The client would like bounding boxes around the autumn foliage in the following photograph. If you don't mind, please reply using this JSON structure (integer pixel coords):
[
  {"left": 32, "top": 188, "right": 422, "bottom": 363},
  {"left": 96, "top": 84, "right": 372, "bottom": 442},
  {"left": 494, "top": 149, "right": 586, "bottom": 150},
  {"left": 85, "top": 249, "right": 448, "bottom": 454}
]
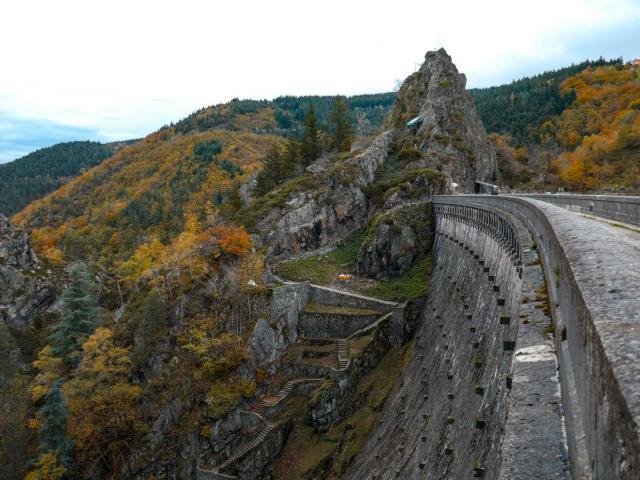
[
  {"left": 13, "top": 127, "right": 277, "bottom": 273},
  {"left": 550, "top": 64, "right": 640, "bottom": 191},
  {"left": 208, "top": 225, "right": 251, "bottom": 256},
  {"left": 64, "top": 328, "right": 144, "bottom": 477}
]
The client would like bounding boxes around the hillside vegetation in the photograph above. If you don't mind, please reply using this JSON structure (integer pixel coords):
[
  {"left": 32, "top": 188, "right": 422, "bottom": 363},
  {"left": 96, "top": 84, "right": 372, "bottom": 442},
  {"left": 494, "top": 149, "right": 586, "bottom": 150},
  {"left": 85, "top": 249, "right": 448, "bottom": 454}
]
[
  {"left": 15, "top": 128, "right": 281, "bottom": 269},
  {"left": 0, "top": 141, "right": 125, "bottom": 216},
  {"left": 468, "top": 59, "right": 640, "bottom": 192},
  {"left": 468, "top": 58, "right": 620, "bottom": 146},
  {"left": 549, "top": 64, "right": 640, "bottom": 191},
  {"left": 173, "top": 93, "right": 395, "bottom": 137}
]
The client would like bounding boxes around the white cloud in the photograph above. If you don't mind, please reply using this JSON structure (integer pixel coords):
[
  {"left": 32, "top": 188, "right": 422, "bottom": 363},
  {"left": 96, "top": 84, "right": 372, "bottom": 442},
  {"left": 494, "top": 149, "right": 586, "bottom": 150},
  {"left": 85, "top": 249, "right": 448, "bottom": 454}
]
[{"left": 1, "top": 0, "right": 639, "bottom": 160}]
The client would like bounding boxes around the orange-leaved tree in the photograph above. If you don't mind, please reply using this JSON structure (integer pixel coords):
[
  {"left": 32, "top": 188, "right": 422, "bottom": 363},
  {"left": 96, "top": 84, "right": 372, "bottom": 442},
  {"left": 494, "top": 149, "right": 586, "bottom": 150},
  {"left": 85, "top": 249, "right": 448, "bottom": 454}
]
[{"left": 208, "top": 225, "right": 252, "bottom": 257}]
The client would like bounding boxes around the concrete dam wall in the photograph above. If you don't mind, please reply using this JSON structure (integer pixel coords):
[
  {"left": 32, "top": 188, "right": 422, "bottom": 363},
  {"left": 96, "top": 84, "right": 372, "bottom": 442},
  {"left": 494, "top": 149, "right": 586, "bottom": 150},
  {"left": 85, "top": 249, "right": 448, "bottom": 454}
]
[
  {"left": 459, "top": 195, "right": 640, "bottom": 479},
  {"left": 348, "top": 201, "right": 537, "bottom": 479}
]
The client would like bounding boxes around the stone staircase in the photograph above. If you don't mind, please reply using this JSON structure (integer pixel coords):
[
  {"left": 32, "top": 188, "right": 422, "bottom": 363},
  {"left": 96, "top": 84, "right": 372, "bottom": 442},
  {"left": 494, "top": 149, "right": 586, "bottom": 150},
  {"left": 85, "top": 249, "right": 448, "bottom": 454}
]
[
  {"left": 197, "top": 416, "right": 276, "bottom": 479},
  {"left": 336, "top": 339, "right": 351, "bottom": 369},
  {"left": 201, "top": 377, "right": 325, "bottom": 476},
  {"left": 252, "top": 377, "right": 324, "bottom": 414},
  {"left": 347, "top": 311, "right": 393, "bottom": 340},
  {"left": 217, "top": 420, "right": 277, "bottom": 471},
  {"left": 334, "top": 311, "right": 393, "bottom": 371}
]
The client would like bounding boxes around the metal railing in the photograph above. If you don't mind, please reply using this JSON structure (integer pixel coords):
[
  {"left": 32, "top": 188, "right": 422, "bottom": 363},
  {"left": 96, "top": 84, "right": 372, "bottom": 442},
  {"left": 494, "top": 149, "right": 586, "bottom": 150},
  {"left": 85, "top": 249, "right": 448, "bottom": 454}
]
[{"left": 433, "top": 202, "right": 522, "bottom": 267}]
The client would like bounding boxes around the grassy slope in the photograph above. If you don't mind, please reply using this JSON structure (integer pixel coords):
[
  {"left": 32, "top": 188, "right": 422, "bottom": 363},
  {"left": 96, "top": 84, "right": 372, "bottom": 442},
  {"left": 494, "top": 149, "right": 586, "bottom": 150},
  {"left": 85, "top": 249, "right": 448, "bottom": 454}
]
[
  {"left": 274, "top": 228, "right": 432, "bottom": 301},
  {"left": 301, "top": 301, "right": 381, "bottom": 316}
]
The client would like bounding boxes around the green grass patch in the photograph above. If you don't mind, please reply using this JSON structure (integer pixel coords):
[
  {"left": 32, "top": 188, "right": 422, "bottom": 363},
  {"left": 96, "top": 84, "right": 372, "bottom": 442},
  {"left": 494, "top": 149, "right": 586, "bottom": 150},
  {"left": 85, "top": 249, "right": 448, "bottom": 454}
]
[
  {"left": 302, "top": 301, "right": 381, "bottom": 316},
  {"left": 359, "top": 255, "right": 432, "bottom": 301},
  {"left": 274, "top": 229, "right": 365, "bottom": 284}
]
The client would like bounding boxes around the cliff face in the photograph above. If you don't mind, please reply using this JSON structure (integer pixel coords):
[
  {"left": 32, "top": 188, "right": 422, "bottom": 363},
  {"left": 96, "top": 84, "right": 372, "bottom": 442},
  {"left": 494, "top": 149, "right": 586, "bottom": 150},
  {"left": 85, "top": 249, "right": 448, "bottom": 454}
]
[
  {"left": 357, "top": 203, "right": 434, "bottom": 280},
  {"left": 259, "top": 131, "right": 394, "bottom": 258},
  {"left": 390, "top": 48, "right": 497, "bottom": 192},
  {"left": 0, "top": 216, "right": 57, "bottom": 479},
  {"left": 0, "top": 215, "right": 56, "bottom": 333}
]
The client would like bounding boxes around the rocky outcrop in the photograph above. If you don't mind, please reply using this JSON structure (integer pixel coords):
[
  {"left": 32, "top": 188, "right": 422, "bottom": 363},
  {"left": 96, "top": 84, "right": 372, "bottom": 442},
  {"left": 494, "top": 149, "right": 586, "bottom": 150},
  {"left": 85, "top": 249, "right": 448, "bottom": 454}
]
[
  {"left": 389, "top": 48, "right": 496, "bottom": 192},
  {"left": 380, "top": 169, "right": 447, "bottom": 210},
  {"left": 259, "top": 131, "right": 393, "bottom": 258},
  {"left": 0, "top": 215, "right": 56, "bottom": 332},
  {"left": 357, "top": 203, "right": 434, "bottom": 280}
]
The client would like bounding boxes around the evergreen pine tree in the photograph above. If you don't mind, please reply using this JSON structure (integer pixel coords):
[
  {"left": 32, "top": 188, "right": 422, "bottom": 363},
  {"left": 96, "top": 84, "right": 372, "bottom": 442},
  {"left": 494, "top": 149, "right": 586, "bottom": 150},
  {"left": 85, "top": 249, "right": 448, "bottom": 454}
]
[
  {"left": 50, "top": 261, "right": 99, "bottom": 366},
  {"left": 39, "top": 380, "right": 73, "bottom": 468},
  {"left": 226, "top": 183, "right": 244, "bottom": 212},
  {"left": 300, "top": 106, "right": 321, "bottom": 165},
  {"left": 131, "top": 292, "right": 168, "bottom": 368},
  {"left": 329, "top": 97, "right": 354, "bottom": 152},
  {"left": 255, "top": 145, "right": 285, "bottom": 195},
  {"left": 283, "top": 135, "right": 301, "bottom": 175}
]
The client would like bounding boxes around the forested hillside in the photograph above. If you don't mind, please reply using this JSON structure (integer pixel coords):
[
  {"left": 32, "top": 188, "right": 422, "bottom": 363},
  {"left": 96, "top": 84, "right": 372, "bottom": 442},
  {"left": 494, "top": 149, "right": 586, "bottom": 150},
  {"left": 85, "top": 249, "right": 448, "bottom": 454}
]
[
  {"left": 468, "top": 58, "right": 620, "bottom": 145},
  {"left": 0, "top": 141, "right": 132, "bottom": 216},
  {"left": 468, "top": 58, "right": 640, "bottom": 192},
  {"left": 2, "top": 93, "right": 393, "bottom": 220},
  {"left": 5, "top": 91, "right": 401, "bottom": 479},
  {"left": 13, "top": 93, "right": 394, "bottom": 271},
  {"left": 550, "top": 63, "right": 640, "bottom": 191},
  {"left": 173, "top": 92, "right": 395, "bottom": 137}
]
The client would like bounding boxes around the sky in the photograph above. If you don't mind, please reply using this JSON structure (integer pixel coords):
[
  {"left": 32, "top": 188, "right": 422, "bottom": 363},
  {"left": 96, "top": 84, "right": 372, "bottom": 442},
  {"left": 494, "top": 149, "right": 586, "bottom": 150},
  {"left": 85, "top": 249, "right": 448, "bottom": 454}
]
[{"left": 1, "top": 0, "right": 639, "bottom": 163}]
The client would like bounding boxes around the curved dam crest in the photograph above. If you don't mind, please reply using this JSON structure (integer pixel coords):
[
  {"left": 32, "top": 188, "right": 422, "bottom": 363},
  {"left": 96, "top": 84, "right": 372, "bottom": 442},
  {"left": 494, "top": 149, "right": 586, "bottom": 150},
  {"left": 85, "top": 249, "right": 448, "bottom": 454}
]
[{"left": 348, "top": 194, "right": 640, "bottom": 480}]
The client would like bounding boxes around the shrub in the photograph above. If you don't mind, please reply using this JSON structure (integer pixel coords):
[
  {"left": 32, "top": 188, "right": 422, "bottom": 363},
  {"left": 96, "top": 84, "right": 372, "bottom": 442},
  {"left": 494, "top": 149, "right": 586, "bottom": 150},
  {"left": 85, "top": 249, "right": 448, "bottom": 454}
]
[{"left": 397, "top": 147, "right": 423, "bottom": 162}]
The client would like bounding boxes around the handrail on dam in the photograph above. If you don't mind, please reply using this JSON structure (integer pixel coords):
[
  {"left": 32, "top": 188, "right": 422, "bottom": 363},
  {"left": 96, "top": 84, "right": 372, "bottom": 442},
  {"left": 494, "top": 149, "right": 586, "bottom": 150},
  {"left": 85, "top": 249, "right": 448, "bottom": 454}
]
[{"left": 434, "top": 202, "right": 522, "bottom": 269}]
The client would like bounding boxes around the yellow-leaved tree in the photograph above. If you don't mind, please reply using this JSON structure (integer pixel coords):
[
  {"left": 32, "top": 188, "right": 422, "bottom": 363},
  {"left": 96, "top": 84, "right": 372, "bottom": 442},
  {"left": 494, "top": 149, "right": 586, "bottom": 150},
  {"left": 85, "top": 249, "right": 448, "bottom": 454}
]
[
  {"left": 25, "top": 452, "right": 65, "bottom": 480},
  {"left": 64, "top": 328, "right": 144, "bottom": 477}
]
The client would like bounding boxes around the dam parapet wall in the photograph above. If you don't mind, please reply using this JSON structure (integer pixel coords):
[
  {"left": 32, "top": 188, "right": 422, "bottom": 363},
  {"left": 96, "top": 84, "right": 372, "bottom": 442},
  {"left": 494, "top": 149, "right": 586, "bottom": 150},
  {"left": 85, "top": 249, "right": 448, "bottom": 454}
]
[{"left": 516, "top": 193, "right": 640, "bottom": 226}]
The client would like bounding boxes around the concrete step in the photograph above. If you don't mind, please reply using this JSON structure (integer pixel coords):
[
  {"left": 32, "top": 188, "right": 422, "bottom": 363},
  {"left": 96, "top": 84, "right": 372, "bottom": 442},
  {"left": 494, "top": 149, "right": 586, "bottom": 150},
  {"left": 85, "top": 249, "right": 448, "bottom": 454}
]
[{"left": 215, "top": 421, "right": 279, "bottom": 471}]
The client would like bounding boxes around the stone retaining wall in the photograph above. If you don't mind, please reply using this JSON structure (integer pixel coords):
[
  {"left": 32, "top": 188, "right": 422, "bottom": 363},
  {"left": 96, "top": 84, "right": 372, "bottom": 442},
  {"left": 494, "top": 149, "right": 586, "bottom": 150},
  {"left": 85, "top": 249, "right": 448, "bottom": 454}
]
[
  {"left": 308, "top": 284, "right": 397, "bottom": 312},
  {"left": 298, "top": 310, "right": 380, "bottom": 338}
]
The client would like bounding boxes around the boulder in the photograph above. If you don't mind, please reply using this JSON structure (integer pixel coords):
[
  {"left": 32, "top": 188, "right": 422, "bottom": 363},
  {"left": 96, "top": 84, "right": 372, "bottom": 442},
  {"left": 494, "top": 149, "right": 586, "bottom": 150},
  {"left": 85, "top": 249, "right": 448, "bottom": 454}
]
[{"left": 357, "top": 203, "right": 434, "bottom": 280}]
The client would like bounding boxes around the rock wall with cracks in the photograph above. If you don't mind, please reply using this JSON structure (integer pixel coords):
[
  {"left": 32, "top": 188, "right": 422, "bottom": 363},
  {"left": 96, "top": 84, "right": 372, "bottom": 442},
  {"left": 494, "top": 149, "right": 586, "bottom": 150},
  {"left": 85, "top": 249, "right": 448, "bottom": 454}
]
[{"left": 347, "top": 202, "right": 526, "bottom": 479}]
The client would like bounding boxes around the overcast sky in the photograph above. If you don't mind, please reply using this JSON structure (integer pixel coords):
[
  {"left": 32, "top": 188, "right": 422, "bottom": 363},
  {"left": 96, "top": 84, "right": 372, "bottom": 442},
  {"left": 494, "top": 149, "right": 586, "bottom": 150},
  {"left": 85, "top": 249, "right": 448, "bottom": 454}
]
[{"left": 1, "top": 0, "right": 639, "bottom": 163}]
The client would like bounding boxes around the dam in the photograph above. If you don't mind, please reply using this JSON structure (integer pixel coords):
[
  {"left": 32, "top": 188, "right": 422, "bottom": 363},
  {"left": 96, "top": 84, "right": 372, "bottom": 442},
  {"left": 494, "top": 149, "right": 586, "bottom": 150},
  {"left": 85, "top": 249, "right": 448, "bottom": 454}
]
[{"left": 348, "top": 194, "right": 640, "bottom": 479}]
